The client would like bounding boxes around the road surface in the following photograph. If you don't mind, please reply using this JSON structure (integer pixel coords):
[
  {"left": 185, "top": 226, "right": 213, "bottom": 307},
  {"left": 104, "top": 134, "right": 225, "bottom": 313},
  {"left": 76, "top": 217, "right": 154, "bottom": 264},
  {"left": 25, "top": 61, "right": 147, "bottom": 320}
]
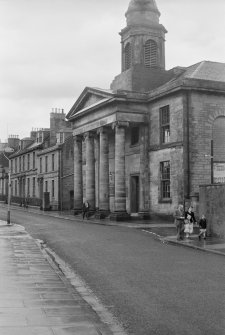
[{"left": 0, "top": 206, "right": 224, "bottom": 335}]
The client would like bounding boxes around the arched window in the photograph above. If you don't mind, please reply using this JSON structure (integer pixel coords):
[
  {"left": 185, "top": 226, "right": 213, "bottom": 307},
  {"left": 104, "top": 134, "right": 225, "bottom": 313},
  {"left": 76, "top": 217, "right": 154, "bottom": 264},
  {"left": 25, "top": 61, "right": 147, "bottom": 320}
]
[
  {"left": 144, "top": 39, "right": 158, "bottom": 68},
  {"left": 213, "top": 116, "right": 225, "bottom": 183},
  {"left": 213, "top": 117, "right": 225, "bottom": 161},
  {"left": 124, "top": 42, "right": 131, "bottom": 70}
]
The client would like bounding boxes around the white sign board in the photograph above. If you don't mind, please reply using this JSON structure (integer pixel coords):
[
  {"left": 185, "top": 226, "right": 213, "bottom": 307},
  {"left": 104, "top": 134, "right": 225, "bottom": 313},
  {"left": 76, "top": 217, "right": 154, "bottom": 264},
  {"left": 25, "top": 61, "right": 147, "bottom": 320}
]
[{"left": 213, "top": 163, "right": 225, "bottom": 183}]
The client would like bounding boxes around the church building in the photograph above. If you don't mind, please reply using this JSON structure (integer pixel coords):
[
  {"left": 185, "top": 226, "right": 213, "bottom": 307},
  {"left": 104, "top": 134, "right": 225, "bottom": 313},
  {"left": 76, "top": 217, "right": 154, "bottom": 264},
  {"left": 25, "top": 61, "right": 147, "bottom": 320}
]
[{"left": 67, "top": 0, "right": 225, "bottom": 220}]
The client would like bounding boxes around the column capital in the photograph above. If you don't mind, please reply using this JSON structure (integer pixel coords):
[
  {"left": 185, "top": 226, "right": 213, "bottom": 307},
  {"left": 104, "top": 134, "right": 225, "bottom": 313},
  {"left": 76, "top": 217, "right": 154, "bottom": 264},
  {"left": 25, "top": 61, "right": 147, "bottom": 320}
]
[
  {"left": 112, "top": 121, "right": 129, "bottom": 130},
  {"left": 97, "top": 126, "right": 110, "bottom": 135},
  {"left": 83, "top": 131, "right": 96, "bottom": 140},
  {"left": 73, "top": 135, "right": 83, "bottom": 144}
]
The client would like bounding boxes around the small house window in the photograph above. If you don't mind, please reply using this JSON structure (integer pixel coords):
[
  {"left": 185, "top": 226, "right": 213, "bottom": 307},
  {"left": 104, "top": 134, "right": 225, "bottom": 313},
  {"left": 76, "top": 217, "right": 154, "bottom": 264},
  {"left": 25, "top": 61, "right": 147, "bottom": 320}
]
[
  {"left": 45, "top": 156, "right": 48, "bottom": 173},
  {"left": 27, "top": 154, "right": 30, "bottom": 170},
  {"left": 33, "top": 152, "right": 35, "bottom": 169},
  {"left": 52, "top": 180, "right": 55, "bottom": 198},
  {"left": 40, "top": 157, "right": 42, "bottom": 173},
  {"left": 52, "top": 154, "right": 55, "bottom": 171},
  {"left": 32, "top": 177, "right": 35, "bottom": 197}
]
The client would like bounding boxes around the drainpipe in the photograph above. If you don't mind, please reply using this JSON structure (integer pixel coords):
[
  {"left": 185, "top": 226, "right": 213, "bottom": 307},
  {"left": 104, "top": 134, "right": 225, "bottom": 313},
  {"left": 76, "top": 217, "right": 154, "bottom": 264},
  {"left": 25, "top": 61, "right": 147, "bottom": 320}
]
[
  {"left": 58, "top": 147, "right": 63, "bottom": 212},
  {"left": 183, "top": 91, "right": 191, "bottom": 209}
]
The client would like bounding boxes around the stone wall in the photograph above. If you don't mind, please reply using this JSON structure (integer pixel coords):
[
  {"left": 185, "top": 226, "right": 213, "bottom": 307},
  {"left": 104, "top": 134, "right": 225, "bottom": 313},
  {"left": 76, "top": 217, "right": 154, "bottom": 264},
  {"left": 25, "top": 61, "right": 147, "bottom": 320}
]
[
  {"left": 199, "top": 184, "right": 225, "bottom": 237},
  {"left": 149, "top": 93, "right": 184, "bottom": 216},
  {"left": 188, "top": 92, "right": 225, "bottom": 195}
]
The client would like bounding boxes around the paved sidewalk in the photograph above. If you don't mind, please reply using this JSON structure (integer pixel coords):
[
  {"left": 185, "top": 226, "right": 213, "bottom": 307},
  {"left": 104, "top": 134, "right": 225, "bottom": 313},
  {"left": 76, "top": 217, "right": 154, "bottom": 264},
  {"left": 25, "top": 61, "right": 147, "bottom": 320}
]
[
  {"left": 141, "top": 225, "right": 225, "bottom": 256},
  {"left": 0, "top": 220, "right": 126, "bottom": 335}
]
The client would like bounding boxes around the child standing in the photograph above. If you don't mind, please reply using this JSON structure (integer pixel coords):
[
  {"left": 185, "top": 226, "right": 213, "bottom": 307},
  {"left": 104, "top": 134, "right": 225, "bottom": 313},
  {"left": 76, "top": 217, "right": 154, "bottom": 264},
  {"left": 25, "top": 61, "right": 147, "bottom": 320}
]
[{"left": 198, "top": 214, "right": 207, "bottom": 240}]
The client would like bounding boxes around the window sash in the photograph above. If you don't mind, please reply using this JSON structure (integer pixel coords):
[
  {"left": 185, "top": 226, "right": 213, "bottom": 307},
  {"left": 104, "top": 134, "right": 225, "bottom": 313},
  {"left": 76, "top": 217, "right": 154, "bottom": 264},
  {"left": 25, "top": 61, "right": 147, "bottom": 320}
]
[
  {"left": 160, "top": 106, "right": 170, "bottom": 144},
  {"left": 160, "top": 161, "right": 170, "bottom": 199}
]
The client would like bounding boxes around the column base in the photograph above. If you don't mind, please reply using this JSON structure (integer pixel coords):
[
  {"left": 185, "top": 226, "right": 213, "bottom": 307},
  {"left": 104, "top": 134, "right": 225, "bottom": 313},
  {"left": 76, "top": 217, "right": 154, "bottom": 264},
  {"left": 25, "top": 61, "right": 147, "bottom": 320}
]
[
  {"left": 138, "top": 211, "right": 150, "bottom": 220},
  {"left": 110, "top": 211, "right": 130, "bottom": 222},
  {"left": 95, "top": 210, "right": 110, "bottom": 219}
]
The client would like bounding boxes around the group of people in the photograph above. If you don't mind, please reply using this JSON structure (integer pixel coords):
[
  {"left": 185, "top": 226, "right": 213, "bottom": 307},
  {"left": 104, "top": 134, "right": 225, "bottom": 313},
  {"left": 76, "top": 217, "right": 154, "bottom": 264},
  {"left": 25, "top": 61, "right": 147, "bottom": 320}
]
[{"left": 174, "top": 204, "right": 207, "bottom": 241}]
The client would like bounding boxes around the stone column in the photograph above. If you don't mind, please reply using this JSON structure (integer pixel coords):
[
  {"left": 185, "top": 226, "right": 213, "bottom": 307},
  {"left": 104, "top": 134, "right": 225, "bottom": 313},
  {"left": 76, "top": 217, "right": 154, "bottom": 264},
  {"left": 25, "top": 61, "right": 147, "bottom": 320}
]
[
  {"left": 98, "top": 127, "right": 109, "bottom": 216},
  {"left": 85, "top": 132, "right": 95, "bottom": 210},
  {"left": 110, "top": 122, "right": 130, "bottom": 221},
  {"left": 139, "top": 124, "right": 150, "bottom": 219},
  {"left": 73, "top": 135, "right": 83, "bottom": 213},
  {"left": 94, "top": 135, "right": 100, "bottom": 210}
]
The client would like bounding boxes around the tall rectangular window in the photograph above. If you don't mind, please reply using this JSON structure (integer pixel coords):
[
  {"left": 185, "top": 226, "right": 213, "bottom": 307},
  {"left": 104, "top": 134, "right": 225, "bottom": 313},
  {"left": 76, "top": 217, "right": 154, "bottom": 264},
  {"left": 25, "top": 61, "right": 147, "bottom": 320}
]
[
  {"left": 160, "top": 161, "right": 170, "bottom": 199},
  {"left": 23, "top": 156, "right": 25, "bottom": 171},
  {"left": 130, "top": 126, "right": 139, "bottom": 146},
  {"left": 33, "top": 152, "right": 35, "bottom": 169},
  {"left": 27, "top": 178, "right": 30, "bottom": 196},
  {"left": 11, "top": 160, "right": 13, "bottom": 173},
  {"left": 60, "top": 133, "right": 64, "bottom": 143},
  {"left": 45, "top": 181, "right": 48, "bottom": 192},
  {"left": 15, "top": 158, "right": 17, "bottom": 173},
  {"left": 27, "top": 154, "right": 30, "bottom": 170},
  {"left": 19, "top": 157, "right": 21, "bottom": 172},
  {"left": 40, "top": 157, "right": 42, "bottom": 173},
  {"left": 15, "top": 180, "right": 17, "bottom": 196},
  {"left": 52, "top": 180, "right": 55, "bottom": 198},
  {"left": 11, "top": 181, "right": 14, "bottom": 196},
  {"left": 52, "top": 154, "right": 55, "bottom": 171},
  {"left": 45, "top": 156, "right": 48, "bottom": 173},
  {"left": 32, "top": 177, "right": 35, "bottom": 197},
  {"left": 160, "top": 105, "right": 170, "bottom": 144}
]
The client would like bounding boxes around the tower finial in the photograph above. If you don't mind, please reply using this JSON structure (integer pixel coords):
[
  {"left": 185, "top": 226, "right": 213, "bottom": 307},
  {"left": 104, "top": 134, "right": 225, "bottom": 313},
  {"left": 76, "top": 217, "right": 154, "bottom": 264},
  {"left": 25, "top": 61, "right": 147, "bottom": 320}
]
[{"left": 126, "top": 0, "right": 160, "bottom": 26}]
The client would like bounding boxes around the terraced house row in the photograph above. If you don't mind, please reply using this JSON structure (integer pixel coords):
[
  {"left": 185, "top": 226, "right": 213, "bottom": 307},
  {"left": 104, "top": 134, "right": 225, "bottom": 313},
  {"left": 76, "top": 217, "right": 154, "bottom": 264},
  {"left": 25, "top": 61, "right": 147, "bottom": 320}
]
[
  {"left": 1, "top": 0, "right": 225, "bottom": 220},
  {"left": 0, "top": 110, "right": 74, "bottom": 210}
]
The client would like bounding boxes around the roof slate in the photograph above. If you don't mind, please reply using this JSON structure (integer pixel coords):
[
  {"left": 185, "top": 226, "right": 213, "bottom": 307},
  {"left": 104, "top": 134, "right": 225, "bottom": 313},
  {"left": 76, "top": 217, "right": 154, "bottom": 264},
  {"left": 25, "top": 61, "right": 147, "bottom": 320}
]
[{"left": 181, "top": 61, "right": 225, "bottom": 82}]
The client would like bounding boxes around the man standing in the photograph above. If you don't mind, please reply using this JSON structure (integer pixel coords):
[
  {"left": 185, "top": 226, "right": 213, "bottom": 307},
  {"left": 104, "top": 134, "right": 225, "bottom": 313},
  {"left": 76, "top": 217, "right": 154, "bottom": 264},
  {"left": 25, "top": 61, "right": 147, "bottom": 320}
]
[
  {"left": 174, "top": 204, "right": 185, "bottom": 240},
  {"left": 82, "top": 201, "right": 90, "bottom": 220}
]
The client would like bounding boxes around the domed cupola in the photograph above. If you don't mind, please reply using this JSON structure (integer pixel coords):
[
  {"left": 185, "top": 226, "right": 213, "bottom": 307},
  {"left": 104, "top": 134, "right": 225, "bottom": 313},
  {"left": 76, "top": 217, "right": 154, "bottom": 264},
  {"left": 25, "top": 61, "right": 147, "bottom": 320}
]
[
  {"left": 125, "top": 0, "right": 160, "bottom": 26},
  {"left": 120, "top": 0, "right": 167, "bottom": 72}
]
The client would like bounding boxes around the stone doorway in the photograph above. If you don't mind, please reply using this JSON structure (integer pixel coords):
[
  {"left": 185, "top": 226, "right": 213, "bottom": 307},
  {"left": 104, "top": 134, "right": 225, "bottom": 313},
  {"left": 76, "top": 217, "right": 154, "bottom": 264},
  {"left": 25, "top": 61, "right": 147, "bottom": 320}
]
[{"left": 130, "top": 175, "right": 139, "bottom": 213}]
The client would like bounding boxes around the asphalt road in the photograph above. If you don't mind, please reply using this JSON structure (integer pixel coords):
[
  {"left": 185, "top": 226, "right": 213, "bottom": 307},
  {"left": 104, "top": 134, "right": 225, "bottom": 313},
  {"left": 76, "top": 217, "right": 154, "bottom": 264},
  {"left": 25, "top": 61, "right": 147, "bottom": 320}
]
[{"left": 1, "top": 206, "right": 225, "bottom": 335}]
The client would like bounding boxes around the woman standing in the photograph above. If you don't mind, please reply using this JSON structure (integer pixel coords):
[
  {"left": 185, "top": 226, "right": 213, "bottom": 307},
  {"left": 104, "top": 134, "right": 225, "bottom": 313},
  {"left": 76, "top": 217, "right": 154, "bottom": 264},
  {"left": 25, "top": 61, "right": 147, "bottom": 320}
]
[{"left": 184, "top": 206, "right": 197, "bottom": 239}]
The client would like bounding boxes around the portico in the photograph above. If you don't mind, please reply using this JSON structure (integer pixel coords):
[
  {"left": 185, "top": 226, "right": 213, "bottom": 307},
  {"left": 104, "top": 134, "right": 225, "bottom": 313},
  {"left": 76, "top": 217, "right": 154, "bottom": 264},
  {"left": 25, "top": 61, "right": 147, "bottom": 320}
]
[{"left": 68, "top": 87, "right": 149, "bottom": 220}]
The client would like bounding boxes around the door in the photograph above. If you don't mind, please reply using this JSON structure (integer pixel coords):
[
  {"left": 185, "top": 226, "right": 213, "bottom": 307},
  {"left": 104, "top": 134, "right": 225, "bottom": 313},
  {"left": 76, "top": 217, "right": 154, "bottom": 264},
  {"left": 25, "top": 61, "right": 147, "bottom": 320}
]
[{"left": 130, "top": 175, "right": 139, "bottom": 213}]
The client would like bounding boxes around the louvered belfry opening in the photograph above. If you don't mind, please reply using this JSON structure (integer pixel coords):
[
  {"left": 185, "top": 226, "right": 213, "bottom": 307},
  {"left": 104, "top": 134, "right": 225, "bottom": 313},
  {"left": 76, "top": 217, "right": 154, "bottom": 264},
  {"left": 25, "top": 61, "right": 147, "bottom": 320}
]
[
  {"left": 124, "top": 42, "right": 131, "bottom": 70},
  {"left": 144, "top": 39, "right": 158, "bottom": 68}
]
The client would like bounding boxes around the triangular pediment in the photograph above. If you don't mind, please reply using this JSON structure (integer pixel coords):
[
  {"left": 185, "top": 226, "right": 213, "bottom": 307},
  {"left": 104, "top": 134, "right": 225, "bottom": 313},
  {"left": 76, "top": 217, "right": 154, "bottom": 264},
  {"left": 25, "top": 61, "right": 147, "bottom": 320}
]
[{"left": 67, "top": 87, "right": 114, "bottom": 120}]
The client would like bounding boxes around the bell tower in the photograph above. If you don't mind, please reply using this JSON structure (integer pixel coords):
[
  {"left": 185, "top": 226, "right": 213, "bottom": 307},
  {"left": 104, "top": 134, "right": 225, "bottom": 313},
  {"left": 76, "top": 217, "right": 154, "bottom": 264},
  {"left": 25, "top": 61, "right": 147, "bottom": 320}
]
[
  {"left": 121, "top": 0, "right": 167, "bottom": 71},
  {"left": 111, "top": 0, "right": 170, "bottom": 92}
]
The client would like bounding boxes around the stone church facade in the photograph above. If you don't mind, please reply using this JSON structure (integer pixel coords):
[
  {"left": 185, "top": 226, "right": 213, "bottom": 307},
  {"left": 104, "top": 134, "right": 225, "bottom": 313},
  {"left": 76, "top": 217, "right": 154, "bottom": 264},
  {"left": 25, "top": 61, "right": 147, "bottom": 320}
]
[{"left": 67, "top": 0, "right": 225, "bottom": 220}]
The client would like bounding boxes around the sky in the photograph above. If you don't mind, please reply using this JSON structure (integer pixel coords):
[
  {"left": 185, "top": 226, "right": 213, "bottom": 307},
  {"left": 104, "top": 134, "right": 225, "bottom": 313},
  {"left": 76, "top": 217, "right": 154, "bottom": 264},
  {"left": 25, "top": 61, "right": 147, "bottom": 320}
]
[{"left": 1, "top": 0, "right": 225, "bottom": 142}]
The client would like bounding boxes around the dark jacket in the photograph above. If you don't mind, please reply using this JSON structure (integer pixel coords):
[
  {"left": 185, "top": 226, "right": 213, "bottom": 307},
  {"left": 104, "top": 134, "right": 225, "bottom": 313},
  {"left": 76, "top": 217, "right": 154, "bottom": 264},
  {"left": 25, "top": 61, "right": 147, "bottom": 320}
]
[
  {"left": 185, "top": 210, "right": 196, "bottom": 223},
  {"left": 199, "top": 218, "right": 207, "bottom": 229},
  {"left": 82, "top": 202, "right": 90, "bottom": 212}
]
